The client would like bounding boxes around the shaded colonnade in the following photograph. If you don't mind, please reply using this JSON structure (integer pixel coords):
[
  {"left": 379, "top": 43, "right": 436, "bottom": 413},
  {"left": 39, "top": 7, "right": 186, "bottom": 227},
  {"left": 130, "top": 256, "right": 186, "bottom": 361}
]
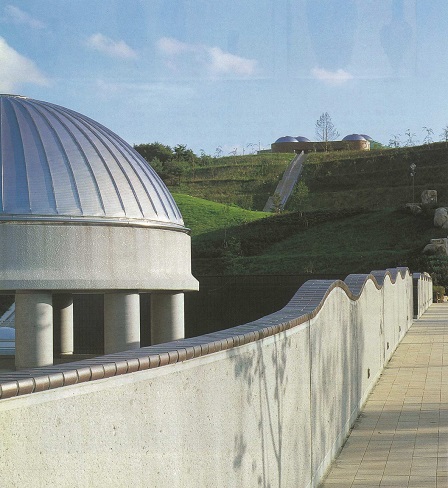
[
  {"left": 0, "top": 94, "right": 198, "bottom": 370},
  {"left": 13, "top": 291, "right": 186, "bottom": 368}
]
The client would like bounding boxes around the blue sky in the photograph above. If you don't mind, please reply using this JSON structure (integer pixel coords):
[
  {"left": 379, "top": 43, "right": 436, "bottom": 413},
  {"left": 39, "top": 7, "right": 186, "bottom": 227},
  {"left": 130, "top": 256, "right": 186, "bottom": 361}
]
[{"left": 1, "top": 0, "right": 448, "bottom": 155}]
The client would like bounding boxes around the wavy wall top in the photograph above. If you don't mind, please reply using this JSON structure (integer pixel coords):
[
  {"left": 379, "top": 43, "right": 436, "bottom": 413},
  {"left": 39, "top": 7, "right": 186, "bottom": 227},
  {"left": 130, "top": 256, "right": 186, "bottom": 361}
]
[{"left": 0, "top": 268, "right": 431, "bottom": 400}]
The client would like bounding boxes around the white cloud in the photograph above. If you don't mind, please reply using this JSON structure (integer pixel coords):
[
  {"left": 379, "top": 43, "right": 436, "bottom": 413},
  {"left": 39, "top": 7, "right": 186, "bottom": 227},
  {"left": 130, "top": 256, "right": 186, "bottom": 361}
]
[
  {"left": 86, "top": 33, "right": 137, "bottom": 60},
  {"left": 3, "top": 5, "right": 46, "bottom": 29},
  {"left": 208, "top": 47, "right": 257, "bottom": 77},
  {"left": 0, "top": 37, "right": 49, "bottom": 92},
  {"left": 157, "top": 37, "right": 194, "bottom": 56},
  {"left": 312, "top": 67, "right": 354, "bottom": 85},
  {"left": 157, "top": 37, "right": 257, "bottom": 78}
]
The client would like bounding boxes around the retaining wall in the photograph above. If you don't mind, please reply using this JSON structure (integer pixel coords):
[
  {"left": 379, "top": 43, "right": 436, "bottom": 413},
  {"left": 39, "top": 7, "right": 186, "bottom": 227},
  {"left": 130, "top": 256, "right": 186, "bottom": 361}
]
[{"left": 0, "top": 268, "right": 432, "bottom": 487}]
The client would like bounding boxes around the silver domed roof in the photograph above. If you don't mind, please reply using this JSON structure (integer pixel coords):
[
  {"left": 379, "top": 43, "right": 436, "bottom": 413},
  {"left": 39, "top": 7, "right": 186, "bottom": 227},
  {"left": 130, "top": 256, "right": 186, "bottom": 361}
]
[
  {"left": 295, "top": 136, "right": 311, "bottom": 142},
  {"left": 342, "top": 134, "right": 366, "bottom": 141},
  {"left": 0, "top": 95, "right": 184, "bottom": 229},
  {"left": 360, "top": 134, "right": 373, "bottom": 141},
  {"left": 274, "top": 136, "right": 298, "bottom": 143}
]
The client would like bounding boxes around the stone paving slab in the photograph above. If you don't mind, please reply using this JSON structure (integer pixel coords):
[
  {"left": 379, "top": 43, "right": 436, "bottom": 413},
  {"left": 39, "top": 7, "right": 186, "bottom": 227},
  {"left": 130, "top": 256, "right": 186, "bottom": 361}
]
[{"left": 320, "top": 303, "right": 448, "bottom": 488}]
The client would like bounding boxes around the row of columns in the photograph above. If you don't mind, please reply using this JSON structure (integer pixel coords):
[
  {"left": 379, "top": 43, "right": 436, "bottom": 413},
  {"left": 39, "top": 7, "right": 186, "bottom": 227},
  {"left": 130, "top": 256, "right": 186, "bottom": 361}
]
[{"left": 14, "top": 291, "right": 185, "bottom": 370}]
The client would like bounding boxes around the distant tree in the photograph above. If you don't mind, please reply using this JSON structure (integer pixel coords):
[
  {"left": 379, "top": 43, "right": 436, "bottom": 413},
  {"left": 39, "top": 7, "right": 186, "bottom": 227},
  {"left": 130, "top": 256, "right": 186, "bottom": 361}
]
[
  {"left": 288, "top": 180, "right": 310, "bottom": 211},
  {"left": 134, "top": 142, "right": 173, "bottom": 163},
  {"left": 422, "top": 126, "right": 434, "bottom": 147},
  {"left": 440, "top": 126, "right": 448, "bottom": 146},
  {"left": 214, "top": 146, "right": 223, "bottom": 158},
  {"left": 388, "top": 134, "right": 401, "bottom": 148},
  {"left": 271, "top": 192, "right": 283, "bottom": 214},
  {"left": 404, "top": 129, "right": 417, "bottom": 146},
  {"left": 171, "top": 144, "right": 197, "bottom": 179},
  {"left": 369, "top": 140, "right": 386, "bottom": 150},
  {"left": 315, "top": 112, "right": 340, "bottom": 151},
  {"left": 198, "top": 149, "right": 213, "bottom": 166},
  {"left": 148, "top": 157, "right": 163, "bottom": 175},
  {"left": 163, "top": 159, "right": 185, "bottom": 185},
  {"left": 246, "top": 143, "right": 258, "bottom": 154},
  {"left": 173, "top": 144, "right": 195, "bottom": 162}
]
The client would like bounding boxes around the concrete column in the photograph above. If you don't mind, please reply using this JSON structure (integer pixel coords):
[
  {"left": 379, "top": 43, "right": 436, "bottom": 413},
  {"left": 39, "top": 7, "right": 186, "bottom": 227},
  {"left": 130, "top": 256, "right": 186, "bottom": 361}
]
[
  {"left": 104, "top": 292, "right": 140, "bottom": 354},
  {"left": 150, "top": 293, "right": 184, "bottom": 345},
  {"left": 15, "top": 291, "right": 53, "bottom": 369},
  {"left": 53, "top": 294, "right": 74, "bottom": 355}
]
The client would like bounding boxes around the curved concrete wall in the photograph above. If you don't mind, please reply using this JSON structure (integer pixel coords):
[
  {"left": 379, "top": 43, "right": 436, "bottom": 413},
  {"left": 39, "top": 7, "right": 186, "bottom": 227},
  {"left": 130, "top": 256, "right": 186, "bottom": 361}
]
[{"left": 0, "top": 268, "right": 432, "bottom": 487}]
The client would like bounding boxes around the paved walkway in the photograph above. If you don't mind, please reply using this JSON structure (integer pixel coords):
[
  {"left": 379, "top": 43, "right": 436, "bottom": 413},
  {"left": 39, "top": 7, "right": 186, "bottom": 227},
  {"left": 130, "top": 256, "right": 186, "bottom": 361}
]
[{"left": 320, "top": 303, "right": 448, "bottom": 488}]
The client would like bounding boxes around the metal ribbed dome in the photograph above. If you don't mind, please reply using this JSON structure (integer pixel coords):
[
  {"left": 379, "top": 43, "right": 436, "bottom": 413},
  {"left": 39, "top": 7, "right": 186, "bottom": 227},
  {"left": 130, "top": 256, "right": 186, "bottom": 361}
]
[
  {"left": 0, "top": 95, "right": 184, "bottom": 228},
  {"left": 295, "top": 136, "right": 311, "bottom": 142},
  {"left": 274, "top": 136, "right": 298, "bottom": 143},
  {"left": 360, "top": 134, "right": 373, "bottom": 141},
  {"left": 342, "top": 134, "right": 366, "bottom": 141}
]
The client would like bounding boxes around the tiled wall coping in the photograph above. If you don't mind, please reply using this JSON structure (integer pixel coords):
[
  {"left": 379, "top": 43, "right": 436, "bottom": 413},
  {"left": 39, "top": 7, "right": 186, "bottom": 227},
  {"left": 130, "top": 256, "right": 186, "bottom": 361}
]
[{"left": 0, "top": 267, "right": 430, "bottom": 400}]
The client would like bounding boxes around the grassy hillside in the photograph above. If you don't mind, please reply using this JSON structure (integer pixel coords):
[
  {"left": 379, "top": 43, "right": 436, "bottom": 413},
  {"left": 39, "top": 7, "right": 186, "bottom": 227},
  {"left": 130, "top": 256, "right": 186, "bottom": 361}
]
[
  {"left": 290, "top": 143, "right": 448, "bottom": 211},
  {"left": 170, "top": 153, "right": 293, "bottom": 210},
  {"left": 168, "top": 143, "right": 448, "bottom": 213},
  {"left": 189, "top": 206, "right": 446, "bottom": 276},
  {"left": 168, "top": 144, "right": 448, "bottom": 285},
  {"left": 172, "top": 193, "right": 268, "bottom": 236}
]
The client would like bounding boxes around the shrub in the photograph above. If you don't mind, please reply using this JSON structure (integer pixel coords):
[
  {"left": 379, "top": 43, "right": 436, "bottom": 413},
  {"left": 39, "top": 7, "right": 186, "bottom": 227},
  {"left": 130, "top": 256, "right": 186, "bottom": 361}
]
[{"left": 433, "top": 285, "right": 445, "bottom": 302}]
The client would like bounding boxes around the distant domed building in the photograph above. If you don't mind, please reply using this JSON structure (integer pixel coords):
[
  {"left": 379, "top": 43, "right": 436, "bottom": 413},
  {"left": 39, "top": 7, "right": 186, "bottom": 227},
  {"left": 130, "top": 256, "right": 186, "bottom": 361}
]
[
  {"left": 0, "top": 94, "right": 198, "bottom": 369},
  {"left": 272, "top": 136, "right": 313, "bottom": 153},
  {"left": 360, "top": 134, "right": 373, "bottom": 141},
  {"left": 274, "top": 136, "right": 299, "bottom": 143},
  {"left": 271, "top": 131, "right": 371, "bottom": 152},
  {"left": 342, "top": 134, "right": 366, "bottom": 141}
]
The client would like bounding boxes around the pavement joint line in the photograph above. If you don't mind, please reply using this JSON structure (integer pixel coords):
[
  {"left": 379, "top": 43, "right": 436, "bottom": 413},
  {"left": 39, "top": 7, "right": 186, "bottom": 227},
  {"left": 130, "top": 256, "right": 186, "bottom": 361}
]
[{"left": 319, "top": 303, "right": 448, "bottom": 488}]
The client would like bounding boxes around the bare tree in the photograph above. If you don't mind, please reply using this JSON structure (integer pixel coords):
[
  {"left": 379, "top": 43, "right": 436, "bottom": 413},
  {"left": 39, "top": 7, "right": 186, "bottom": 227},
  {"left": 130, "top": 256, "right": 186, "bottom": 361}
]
[
  {"left": 440, "top": 126, "right": 448, "bottom": 146},
  {"left": 315, "top": 112, "right": 340, "bottom": 151},
  {"left": 388, "top": 134, "right": 401, "bottom": 148},
  {"left": 422, "top": 126, "right": 434, "bottom": 147},
  {"left": 404, "top": 129, "right": 417, "bottom": 146}
]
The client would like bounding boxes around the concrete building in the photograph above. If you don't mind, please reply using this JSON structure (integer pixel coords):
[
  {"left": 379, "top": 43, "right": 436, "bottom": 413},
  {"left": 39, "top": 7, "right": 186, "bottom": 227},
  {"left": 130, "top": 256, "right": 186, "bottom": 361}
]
[
  {"left": 0, "top": 94, "right": 198, "bottom": 370},
  {"left": 271, "top": 133, "right": 371, "bottom": 152}
]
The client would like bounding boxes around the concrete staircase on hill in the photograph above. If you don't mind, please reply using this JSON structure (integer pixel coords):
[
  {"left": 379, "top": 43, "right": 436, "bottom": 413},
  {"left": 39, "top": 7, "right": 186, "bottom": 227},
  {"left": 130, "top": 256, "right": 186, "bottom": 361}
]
[{"left": 263, "top": 151, "right": 307, "bottom": 212}]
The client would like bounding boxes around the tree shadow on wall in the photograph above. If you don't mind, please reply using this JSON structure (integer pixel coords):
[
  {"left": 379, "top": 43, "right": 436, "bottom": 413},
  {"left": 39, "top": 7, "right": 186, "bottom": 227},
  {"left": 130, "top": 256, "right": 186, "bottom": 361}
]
[
  {"left": 310, "top": 299, "right": 371, "bottom": 484},
  {"left": 230, "top": 330, "right": 299, "bottom": 488}
]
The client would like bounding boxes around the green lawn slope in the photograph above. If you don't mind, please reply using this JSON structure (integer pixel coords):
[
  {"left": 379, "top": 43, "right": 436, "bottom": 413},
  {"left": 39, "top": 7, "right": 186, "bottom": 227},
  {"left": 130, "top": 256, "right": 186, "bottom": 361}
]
[
  {"left": 189, "top": 206, "right": 446, "bottom": 276},
  {"left": 170, "top": 153, "right": 293, "bottom": 210},
  {"left": 172, "top": 193, "right": 269, "bottom": 236},
  {"left": 167, "top": 143, "right": 448, "bottom": 285},
  {"left": 291, "top": 143, "right": 448, "bottom": 211},
  {"left": 169, "top": 144, "right": 448, "bottom": 213}
]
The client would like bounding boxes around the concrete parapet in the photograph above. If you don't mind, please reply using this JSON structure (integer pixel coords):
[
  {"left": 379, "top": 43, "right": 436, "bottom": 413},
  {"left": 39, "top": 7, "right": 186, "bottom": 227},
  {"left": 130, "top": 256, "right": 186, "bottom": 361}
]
[
  {"left": 413, "top": 272, "right": 433, "bottom": 318},
  {"left": 0, "top": 268, "right": 433, "bottom": 487}
]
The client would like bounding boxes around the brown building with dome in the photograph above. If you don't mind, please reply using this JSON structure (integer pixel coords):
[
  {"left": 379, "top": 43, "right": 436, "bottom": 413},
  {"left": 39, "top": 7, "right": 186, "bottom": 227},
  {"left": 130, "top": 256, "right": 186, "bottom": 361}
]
[{"left": 271, "top": 134, "right": 371, "bottom": 153}]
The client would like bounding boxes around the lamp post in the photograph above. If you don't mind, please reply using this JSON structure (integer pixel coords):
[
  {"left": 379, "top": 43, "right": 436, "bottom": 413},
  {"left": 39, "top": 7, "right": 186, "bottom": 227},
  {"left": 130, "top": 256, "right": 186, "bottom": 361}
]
[{"left": 410, "top": 163, "right": 417, "bottom": 203}]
